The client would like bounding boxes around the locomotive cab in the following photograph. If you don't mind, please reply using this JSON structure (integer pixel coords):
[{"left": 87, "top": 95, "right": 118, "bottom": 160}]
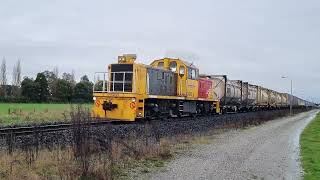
[
  {"left": 150, "top": 58, "right": 199, "bottom": 99},
  {"left": 92, "top": 54, "right": 146, "bottom": 121}
]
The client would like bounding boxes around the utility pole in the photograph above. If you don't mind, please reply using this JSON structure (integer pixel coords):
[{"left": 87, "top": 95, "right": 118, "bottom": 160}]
[{"left": 290, "top": 79, "right": 292, "bottom": 116}]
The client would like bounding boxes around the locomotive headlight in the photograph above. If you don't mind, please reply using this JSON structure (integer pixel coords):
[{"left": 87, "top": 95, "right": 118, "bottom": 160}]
[
  {"left": 93, "top": 97, "right": 97, "bottom": 101},
  {"left": 132, "top": 98, "right": 136, "bottom": 102}
]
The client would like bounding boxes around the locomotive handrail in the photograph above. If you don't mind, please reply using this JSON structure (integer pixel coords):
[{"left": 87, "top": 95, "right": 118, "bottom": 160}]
[{"left": 93, "top": 71, "right": 133, "bottom": 93}]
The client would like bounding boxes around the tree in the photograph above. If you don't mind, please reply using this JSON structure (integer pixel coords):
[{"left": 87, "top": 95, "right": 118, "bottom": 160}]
[
  {"left": 55, "top": 79, "right": 73, "bottom": 102},
  {"left": 81, "top": 75, "right": 90, "bottom": 82},
  {"left": 61, "top": 72, "right": 76, "bottom": 101},
  {"left": 21, "top": 77, "right": 39, "bottom": 102},
  {"left": 42, "top": 70, "right": 58, "bottom": 97},
  {"left": 62, "top": 72, "right": 76, "bottom": 86},
  {"left": 12, "top": 59, "right": 22, "bottom": 96},
  {"left": 53, "top": 66, "right": 59, "bottom": 78},
  {"left": 0, "top": 58, "right": 7, "bottom": 96},
  {"left": 74, "top": 75, "right": 93, "bottom": 102},
  {"left": 12, "top": 64, "right": 16, "bottom": 86},
  {"left": 35, "top": 73, "right": 49, "bottom": 102},
  {"left": 12, "top": 59, "right": 21, "bottom": 86},
  {"left": 71, "top": 70, "right": 76, "bottom": 85}
]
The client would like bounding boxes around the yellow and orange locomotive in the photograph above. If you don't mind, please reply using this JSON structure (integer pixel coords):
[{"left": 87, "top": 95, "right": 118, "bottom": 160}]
[{"left": 92, "top": 54, "right": 220, "bottom": 121}]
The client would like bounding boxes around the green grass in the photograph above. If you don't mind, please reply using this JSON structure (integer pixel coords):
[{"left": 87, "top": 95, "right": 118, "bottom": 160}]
[
  {"left": 301, "top": 112, "right": 320, "bottom": 180},
  {"left": 0, "top": 103, "right": 92, "bottom": 126}
]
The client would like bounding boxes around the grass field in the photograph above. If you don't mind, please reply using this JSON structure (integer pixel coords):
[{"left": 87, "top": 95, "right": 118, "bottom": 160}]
[
  {"left": 0, "top": 103, "right": 92, "bottom": 126},
  {"left": 301, "top": 112, "right": 320, "bottom": 179}
]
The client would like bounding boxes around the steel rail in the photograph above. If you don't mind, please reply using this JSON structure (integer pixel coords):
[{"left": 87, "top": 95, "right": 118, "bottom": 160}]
[{"left": 0, "top": 120, "right": 114, "bottom": 137}]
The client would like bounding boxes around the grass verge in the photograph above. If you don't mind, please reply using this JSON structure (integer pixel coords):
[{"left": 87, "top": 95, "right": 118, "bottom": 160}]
[
  {"left": 0, "top": 103, "right": 92, "bottom": 126},
  {"left": 301, "top": 112, "right": 320, "bottom": 179}
]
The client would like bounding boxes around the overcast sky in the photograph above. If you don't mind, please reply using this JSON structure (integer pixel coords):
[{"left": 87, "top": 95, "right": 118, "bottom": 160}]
[{"left": 0, "top": 0, "right": 319, "bottom": 102}]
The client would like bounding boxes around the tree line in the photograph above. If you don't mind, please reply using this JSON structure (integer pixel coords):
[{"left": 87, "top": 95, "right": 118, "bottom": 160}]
[{"left": 0, "top": 58, "right": 93, "bottom": 103}]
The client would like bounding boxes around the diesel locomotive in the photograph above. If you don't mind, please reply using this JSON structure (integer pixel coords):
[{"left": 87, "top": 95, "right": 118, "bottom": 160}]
[{"left": 92, "top": 54, "right": 314, "bottom": 121}]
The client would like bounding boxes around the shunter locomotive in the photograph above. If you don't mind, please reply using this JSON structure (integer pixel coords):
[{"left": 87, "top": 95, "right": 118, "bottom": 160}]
[{"left": 92, "top": 54, "right": 314, "bottom": 121}]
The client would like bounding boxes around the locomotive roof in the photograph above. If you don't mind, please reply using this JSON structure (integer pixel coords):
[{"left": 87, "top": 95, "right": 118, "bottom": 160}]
[
  {"left": 160, "top": 58, "right": 198, "bottom": 69},
  {"left": 180, "top": 60, "right": 198, "bottom": 69}
]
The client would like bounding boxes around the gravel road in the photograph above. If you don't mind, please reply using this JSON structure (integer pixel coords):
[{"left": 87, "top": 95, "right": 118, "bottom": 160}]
[{"left": 144, "top": 110, "right": 318, "bottom": 180}]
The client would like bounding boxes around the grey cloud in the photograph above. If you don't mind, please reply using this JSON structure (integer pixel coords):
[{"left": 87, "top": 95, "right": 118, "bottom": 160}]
[{"left": 0, "top": 0, "right": 319, "bottom": 102}]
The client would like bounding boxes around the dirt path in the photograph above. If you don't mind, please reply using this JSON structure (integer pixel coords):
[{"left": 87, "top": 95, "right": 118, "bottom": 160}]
[{"left": 143, "top": 110, "right": 318, "bottom": 180}]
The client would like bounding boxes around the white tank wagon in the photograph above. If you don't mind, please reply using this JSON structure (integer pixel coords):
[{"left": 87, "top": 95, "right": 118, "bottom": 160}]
[
  {"left": 298, "top": 98, "right": 306, "bottom": 107},
  {"left": 247, "top": 84, "right": 258, "bottom": 107},
  {"left": 242, "top": 82, "right": 249, "bottom": 106},
  {"left": 268, "top": 90, "right": 278, "bottom": 108},
  {"left": 242, "top": 83, "right": 258, "bottom": 110},
  {"left": 273, "top": 91, "right": 283, "bottom": 108},
  {"left": 281, "top": 93, "right": 289, "bottom": 107},
  {"left": 204, "top": 75, "right": 242, "bottom": 112},
  {"left": 209, "top": 76, "right": 225, "bottom": 102},
  {"left": 225, "top": 80, "right": 242, "bottom": 106},
  {"left": 257, "top": 86, "right": 269, "bottom": 108}
]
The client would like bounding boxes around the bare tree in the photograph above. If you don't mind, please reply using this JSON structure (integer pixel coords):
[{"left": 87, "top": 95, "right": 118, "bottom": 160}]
[
  {"left": 53, "top": 66, "right": 59, "bottom": 78},
  {"left": 11, "top": 59, "right": 22, "bottom": 96},
  {"left": 12, "top": 64, "right": 16, "bottom": 86},
  {"left": 16, "top": 59, "right": 21, "bottom": 86},
  {"left": 71, "top": 69, "right": 76, "bottom": 85},
  {"left": 0, "top": 58, "right": 7, "bottom": 96},
  {"left": 12, "top": 59, "right": 22, "bottom": 87}
]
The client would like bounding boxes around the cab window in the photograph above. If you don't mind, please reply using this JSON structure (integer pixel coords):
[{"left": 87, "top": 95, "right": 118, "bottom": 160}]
[
  {"left": 192, "top": 69, "right": 196, "bottom": 79},
  {"left": 188, "top": 68, "right": 192, "bottom": 79},
  {"left": 179, "top": 66, "right": 185, "bottom": 76},
  {"left": 169, "top": 61, "right": 177, "bottom": 72},
  {"left": 188, "top": 68, "right": 198, "bottom": 80}
]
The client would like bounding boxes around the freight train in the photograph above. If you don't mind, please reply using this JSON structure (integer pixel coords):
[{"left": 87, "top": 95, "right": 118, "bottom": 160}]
[{"left": 92, "top": 54, "right": 315, "bottom": 121}]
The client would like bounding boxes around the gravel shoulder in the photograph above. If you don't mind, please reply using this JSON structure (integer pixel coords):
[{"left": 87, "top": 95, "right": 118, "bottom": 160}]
[{"left": 142, "top": 110, "right": 319, "bottom": 180}]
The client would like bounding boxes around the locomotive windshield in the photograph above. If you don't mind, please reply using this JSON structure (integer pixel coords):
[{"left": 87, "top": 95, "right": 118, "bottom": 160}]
[
  {"left": 93, "top": 64, "right": 133, "bottom": 93},
  {"left": 110, "top": 64, "right": 133, "bottom": 92}
]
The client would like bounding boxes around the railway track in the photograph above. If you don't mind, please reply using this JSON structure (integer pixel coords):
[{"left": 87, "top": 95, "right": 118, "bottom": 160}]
[
  {"left": 0, "top": 120, "right": 114, "bottom": 137},
  {"left": 0, "top": 113, "right": 240, "bottom": 137},
  {"left": 0, "top": 108, "right": 311, "bottom": 137}
]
